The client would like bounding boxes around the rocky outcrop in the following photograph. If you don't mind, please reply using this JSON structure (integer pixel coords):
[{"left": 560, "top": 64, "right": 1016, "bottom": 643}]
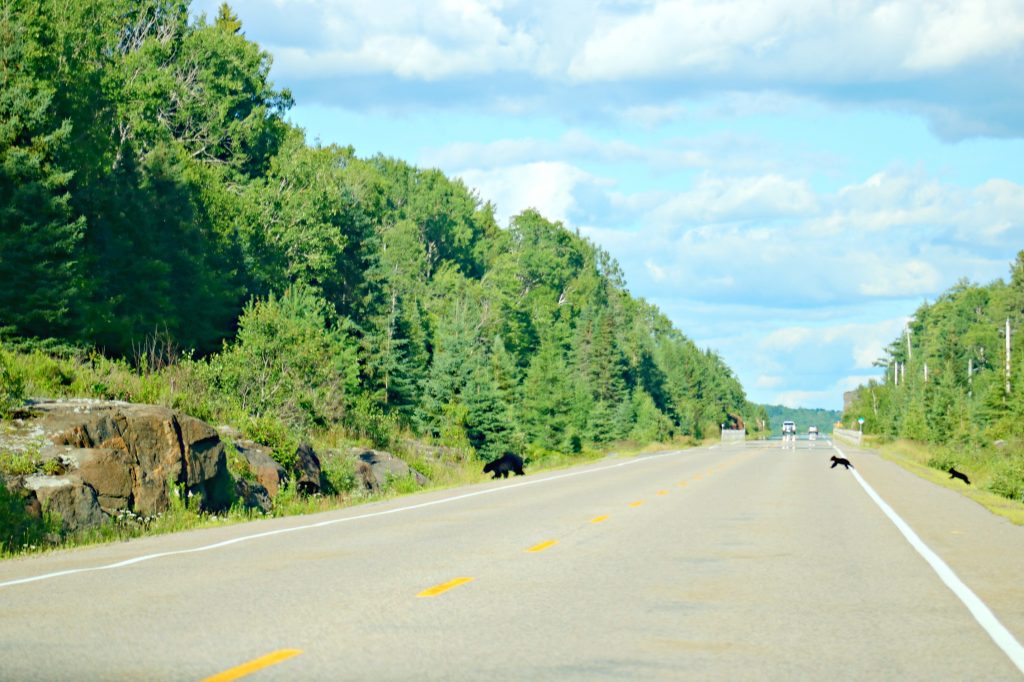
[
  {"left": 22, "top": 474, "right": 105, "bottom": 533},
  {"left": 2, "top": 400, "right": 233, "bottom": 526},
  {"left": 234, "top": 478, "right": 273, "bottom": 514},
  {"left": 74, "top": 448, "right": 133, "bottom": 513},
  {"left": 295, "top": 443, "right": 321, "bottom": 495},
  {"left": 350, "top": 448, "right": 428, "bottom": 492},
  {"left": 230, "top": 439, "right": 288, "bottom": 497},
  {"left": 34, "top": 401, "right": 232, "bottom": 515}
]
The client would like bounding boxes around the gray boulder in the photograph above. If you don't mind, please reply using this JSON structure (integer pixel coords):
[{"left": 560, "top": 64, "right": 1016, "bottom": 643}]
[
  {"left": 232, "top": 440, "right": 288, "bottom": 498},
  {"left": 350, "top": 448, "right": 428, "bottom": 492},
  {"left": 23, "top": 475, "right": 105, "bottom": 534},
  {"left": 295, "top": 443, "right": 321, "bottom": 495},
  {"left": 234, "top": 478, "right": 273, "bottom": 514}
]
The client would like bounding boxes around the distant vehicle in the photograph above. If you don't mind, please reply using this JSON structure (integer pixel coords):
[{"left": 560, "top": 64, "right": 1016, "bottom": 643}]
[
  {"left": 808, "top": 426, "right": 819, "bottom": 442},
  {"left": 781, "top": 420, "right": 797, "bottom": 448}
]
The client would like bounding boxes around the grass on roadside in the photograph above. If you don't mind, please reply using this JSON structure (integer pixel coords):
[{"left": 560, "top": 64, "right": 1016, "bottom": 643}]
[{"left": 873, "top": 439, "right": 1024, "bottom": 526}]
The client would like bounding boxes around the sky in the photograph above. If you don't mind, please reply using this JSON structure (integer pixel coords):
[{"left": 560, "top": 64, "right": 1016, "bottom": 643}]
[{"left": 193, "top": 0, "right": 1024, "bottom": 410}]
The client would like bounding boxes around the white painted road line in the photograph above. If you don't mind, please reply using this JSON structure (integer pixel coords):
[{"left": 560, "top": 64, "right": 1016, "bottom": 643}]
[
  {"left": 0, "top": 448, "right": 696, "bottom": 590},
  {"left": 836, "top": 444, "right": 1024, "bottom": 675}
]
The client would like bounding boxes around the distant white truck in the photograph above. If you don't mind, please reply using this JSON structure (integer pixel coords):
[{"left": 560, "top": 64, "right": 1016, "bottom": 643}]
[
  {"left": 782, "top": 420, "right": 796, "bottom": 448},
  {"left": 808, "top": 425, "right": 819, "bottom": 446}
]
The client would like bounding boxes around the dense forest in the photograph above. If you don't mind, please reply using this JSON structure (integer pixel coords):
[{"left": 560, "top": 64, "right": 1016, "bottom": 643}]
[
  {"left": 843, "top": 253, "right": 1024, "bottom": 500},
  {"left": 762, "top": 405, "right": 841, "bottom": 435},
  {"left": 0, "top": 0, "right": 765, "bottom": 467}
]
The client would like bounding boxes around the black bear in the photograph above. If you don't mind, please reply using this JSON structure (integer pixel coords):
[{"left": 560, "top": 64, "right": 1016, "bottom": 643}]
[
  {"left": 483, "top": 452, "right": 525, "bottom": 479},
  {"left": 830, "top": 455, "right": 854, "bottom": 470},
  {"left": 948, "top": 467, "right": 971, "bottom": 485}
]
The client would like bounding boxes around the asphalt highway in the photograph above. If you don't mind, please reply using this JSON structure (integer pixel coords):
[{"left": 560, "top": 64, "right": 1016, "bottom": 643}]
[{"left": 1, "top": 439, "right": 1023, "bottom": 680}]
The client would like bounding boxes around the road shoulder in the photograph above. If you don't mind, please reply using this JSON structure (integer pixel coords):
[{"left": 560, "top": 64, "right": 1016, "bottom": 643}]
[{"left": 834, "top": 440, "right": 1024, "bottom": 654}]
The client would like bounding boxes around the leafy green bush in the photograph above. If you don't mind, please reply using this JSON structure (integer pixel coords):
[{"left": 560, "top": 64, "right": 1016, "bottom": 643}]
[
  {"left": 347, "top": 394, "right": 396, "bottom": 448},
  {"left": 0, "top": 450, "right": 36, "bottom": 476},
  {"left": 926, "top": 450, "right": 959, "bottom": 472},
  {"left": 0, "top": 349, "right": 26, "bottom": 418},
  {"left": 383, "top": 472, "right": 421, "bottom": 495},
  {"left": 988, "top": 453, "right": 1024, "bottom": 501},
  {"left": 321, "top": 455, "right": 358, "bottom": 495},
  {"left": 0, "top": 478, "right": 48, "bottom": 554},
  {"left": 242, "top": 415, "right": 299, "bottom": 470},
  {"left": 210, "top": 286, "right": 360, "bottom": 432}
]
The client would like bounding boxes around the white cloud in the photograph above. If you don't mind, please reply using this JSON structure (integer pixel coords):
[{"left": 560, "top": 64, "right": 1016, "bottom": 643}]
[
  {"left": 567, "top": 0, "right": 1024, "bottom": 82},
  {"left": 756, "top": 375, "right": 782, "bottom": 389},
  {"left": 644, "top": 259, "right": 667, "bottom": 282},
  {"left": 454, "top": 161, "right": 599, "bottom": 226},
  {"left": 857, "top": 259, "right": 942, "bottom": 297},
  {"left": 902, "top": 0, "right": 1024, "bottom": 71},
  {"left": 651, "top": 174, "right": 818, "bottom": 224},
  {"left": 421, "top": 130, "right": 712, "bottom": 172},
  {"left": 761, "top": 327, "right": 813, "bottom": 352}
]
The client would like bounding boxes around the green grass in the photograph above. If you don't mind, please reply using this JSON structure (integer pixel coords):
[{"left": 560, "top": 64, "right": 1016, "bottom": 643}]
[
  {"left": 875, "top": 439, "right": 1024, "bottom": 526},
  {"left": 1, "top": 345, "right": 696, "bottom": 558}
]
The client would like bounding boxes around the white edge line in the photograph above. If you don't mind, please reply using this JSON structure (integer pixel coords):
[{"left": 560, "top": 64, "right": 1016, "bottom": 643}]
[
  {"left": 835, "top": 444, "right": 1024, "bottom": 675},
  {"left": 1, "top": 447, "right": 699, "bottom": 590}
]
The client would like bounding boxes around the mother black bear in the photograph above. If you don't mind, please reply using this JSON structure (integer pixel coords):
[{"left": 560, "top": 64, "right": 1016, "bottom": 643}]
[{"left": 483, "top": 452, "right": 525, "bottom": 479}]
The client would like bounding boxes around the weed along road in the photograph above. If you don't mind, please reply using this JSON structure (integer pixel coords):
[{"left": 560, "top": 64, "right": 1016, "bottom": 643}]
[{"left": 2, "top": 442, "right": 1024, "bottom": 680}]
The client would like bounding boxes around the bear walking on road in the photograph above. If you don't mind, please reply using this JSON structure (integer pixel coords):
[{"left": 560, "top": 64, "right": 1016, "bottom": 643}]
[{"left": 483, "top": 452, "right": 525, "bottom": 479}]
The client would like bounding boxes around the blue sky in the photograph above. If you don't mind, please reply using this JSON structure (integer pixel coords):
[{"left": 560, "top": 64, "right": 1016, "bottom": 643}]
[{"left": 195, "top": 0, "right": 1024, "bottom": 410}]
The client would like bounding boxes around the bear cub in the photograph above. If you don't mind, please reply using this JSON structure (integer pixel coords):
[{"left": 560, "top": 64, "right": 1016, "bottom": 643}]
[
  {"left": 483, "top": 452, "right": 525, "bottom": 479},
  {"left": 830, "top": 455, "right": 854, "bottom": 470}
]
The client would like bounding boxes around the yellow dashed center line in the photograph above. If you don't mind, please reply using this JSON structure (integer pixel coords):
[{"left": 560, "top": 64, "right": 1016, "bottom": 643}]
[
  {"left": 590, "top": 515, "right": 609, "bottom": 524},
  {"left": 656, "top": 490, "right": 668, "bottom": 496},
  {"left": 677, "top": 481, "right": 688, "bottom": 487},
  {"left": 526, "top": 540, "right": 559, "bottom": 553},
  {"left": 417, "top": 577, "right": 475, "bottom": 597},
  {"left": 201, "top": 649, "right": 303, "bottom": 682},
  {"left": 629, "top": 500, "right": 644, "bottom": 508}
]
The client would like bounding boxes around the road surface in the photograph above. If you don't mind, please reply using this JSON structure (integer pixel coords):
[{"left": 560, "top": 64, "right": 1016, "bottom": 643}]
[{"left": 1, "top": 439, "right": 1023, "bottom": 680}]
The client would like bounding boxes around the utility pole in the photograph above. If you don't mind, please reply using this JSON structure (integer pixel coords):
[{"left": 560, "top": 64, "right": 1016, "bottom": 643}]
[
  {"left": 906, "top": 323, "right": 913, "bottom": 361},
  {"left": 1007, "top": 318, "right": 1012, "bottom": 396},
  {"left": 894, "top": 361, "right": 899, "bottom": 387},
  {"left": 924, "top": 362, "right": 928, "bottom": 383},
  {"left": 968, "top": 358, "right": 973, "bottom": 398}
]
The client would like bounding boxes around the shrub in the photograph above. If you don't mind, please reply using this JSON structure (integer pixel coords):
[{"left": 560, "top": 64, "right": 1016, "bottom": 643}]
[
  {"left": 0, "top": 349, "right": 26, "bottom": 418},
  {"left": 242, "top": 415, "right": 299, "bottom": 470},
  {"left": 211, "top": 286, "right": 360, "bottom": 432},
  {"left": 321, "top": 455, "right": 358, "bottom": 495},
  {"left": 926, "top": 450, "right": 959, "bottom": 472},
  {"left": 383, "top": 472, "right": 420, "bottom": 495},
  {"left": 0, "top": 450, "right": 36, "bottom": 476},
  {"left": 988, "top": 453, "right": 1024, "bottom": 502},
  {"left": 0, "top": 478, "right": 48, "bottom": 554}
]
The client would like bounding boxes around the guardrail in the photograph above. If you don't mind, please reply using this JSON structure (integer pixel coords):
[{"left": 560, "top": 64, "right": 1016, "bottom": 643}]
[
  {"left": 720, "top": 429, "right": 746, "bottom": 443},
  {"left": 832, "top": 428, "right": 862, "bottom": 446}
]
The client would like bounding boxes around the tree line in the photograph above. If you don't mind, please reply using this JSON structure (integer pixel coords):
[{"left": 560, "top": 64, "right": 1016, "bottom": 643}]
[
  {"left": 843, "top": 252, "right": 1024, "bottom": 499},
  {"left": 762, "top": 405, "right": 841, "bottom": 435},
  {"left": 0, "top": 1, "right": 765, "bottom": 461}
]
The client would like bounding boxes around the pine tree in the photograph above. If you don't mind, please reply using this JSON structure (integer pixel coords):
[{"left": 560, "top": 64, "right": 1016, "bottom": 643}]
[
  {"left": 215, "top": 3, "right": 242, "bottom": 34},
  {"left": 464, "top": 362, "right": 513, "bottom": 460},
  {"left": 0, "top": 6, "right": 84, "bottom": 338},
  {"left": 521, "top": 335, "right": 573, "bottom": 451}
]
